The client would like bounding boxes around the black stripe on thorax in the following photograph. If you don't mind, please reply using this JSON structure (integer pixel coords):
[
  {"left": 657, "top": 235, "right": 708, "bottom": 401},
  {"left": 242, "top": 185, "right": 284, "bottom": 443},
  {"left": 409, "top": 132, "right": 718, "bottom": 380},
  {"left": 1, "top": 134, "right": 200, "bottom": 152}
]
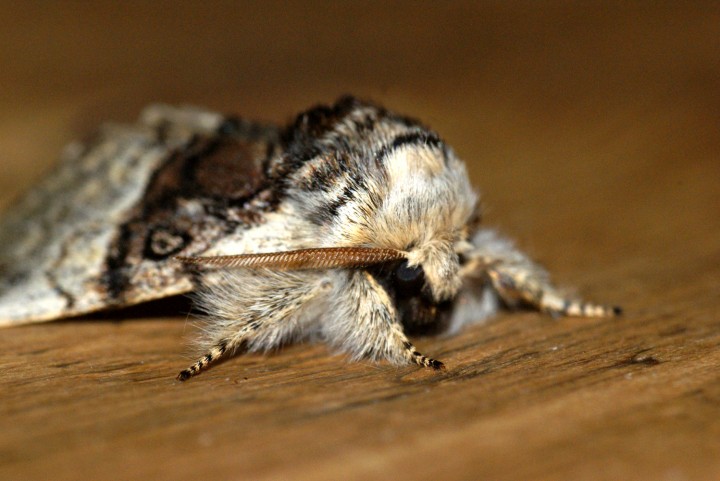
[
  {"left": 373, "top": 131, "right": 446, "bottom": 168},
  {"left": 274, "top": 97, "right": 395, "bottom": 191},
  {"left": 301, "top": 129, "right": 447, "bottom": 225},
  {"left": 307, "top": 166, "right": 370, "bottom": 225}
]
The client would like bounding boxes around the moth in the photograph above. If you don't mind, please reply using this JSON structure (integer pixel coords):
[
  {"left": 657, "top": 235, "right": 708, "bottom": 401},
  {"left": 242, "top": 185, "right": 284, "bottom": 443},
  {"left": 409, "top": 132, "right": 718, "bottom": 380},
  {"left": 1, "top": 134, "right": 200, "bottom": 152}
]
[{"left": 0, "top": 97, "right": 620, "bottom": 381}]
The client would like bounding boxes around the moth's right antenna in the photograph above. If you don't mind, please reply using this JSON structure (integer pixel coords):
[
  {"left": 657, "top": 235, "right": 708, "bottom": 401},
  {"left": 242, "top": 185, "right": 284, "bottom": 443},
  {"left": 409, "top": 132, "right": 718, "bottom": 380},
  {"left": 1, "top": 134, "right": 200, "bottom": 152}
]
[{"left": 176, "top": 247, "right": 406, "bottom": 270}]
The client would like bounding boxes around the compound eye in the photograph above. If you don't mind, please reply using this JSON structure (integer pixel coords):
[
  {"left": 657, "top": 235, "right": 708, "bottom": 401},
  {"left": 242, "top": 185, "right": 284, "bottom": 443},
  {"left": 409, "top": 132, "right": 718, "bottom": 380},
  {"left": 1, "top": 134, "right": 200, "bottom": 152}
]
[{"left": 394, "top": 260, "right": 425, "bottom": 297}]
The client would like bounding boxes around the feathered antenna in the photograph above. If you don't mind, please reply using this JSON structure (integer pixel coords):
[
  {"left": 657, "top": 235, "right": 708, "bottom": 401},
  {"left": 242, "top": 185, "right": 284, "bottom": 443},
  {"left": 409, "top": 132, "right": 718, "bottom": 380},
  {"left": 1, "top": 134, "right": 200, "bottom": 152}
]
[{"left": 176, "top": 247, "right": 406, "bottom": 270}]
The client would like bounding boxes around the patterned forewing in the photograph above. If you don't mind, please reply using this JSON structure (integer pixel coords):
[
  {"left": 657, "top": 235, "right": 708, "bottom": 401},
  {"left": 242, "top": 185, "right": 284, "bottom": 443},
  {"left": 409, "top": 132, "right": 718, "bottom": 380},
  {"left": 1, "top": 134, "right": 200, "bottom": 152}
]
[{"left": 0, "top": 106, "right": 279, "bottom": 325}]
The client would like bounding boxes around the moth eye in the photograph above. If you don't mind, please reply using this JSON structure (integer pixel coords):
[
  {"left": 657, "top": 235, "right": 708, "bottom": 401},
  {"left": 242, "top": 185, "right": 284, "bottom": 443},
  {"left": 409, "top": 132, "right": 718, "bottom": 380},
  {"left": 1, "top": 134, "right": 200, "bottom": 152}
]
[
  {"left": 394, "top": 260, "right": 425, "bottom": 297},
  {"left": 458, "top": 252, "right": 468, "bottom": 265}
]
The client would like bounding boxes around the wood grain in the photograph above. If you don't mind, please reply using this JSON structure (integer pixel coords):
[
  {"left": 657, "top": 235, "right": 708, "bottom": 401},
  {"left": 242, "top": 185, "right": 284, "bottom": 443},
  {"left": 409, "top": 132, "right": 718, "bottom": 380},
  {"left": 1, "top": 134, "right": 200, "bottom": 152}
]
[{"left": 1, "top": 2, "right": 719, "bottom": 480}]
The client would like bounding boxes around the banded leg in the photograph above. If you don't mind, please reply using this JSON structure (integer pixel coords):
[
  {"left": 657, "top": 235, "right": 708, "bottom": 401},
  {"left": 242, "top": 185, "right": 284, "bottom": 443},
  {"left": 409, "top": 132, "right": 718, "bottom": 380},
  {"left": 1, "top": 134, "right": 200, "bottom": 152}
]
[
  {"left": 176, "top": 269, "right": 328, "bottom": 381},
  {"left": 402, "top": 340, "right": 445, "bottom": 370},
  {"left": 460, "top": 229, "right": 620, "bottom": 318},
  {"left": 177, "top": 341, "right": 228, "bottom": 381},
  {"left": 324, "top": 270, "right": 445, "bottom": 370},
  {"left": 486, "top": 265, "right": 621, "bottom": 318}
]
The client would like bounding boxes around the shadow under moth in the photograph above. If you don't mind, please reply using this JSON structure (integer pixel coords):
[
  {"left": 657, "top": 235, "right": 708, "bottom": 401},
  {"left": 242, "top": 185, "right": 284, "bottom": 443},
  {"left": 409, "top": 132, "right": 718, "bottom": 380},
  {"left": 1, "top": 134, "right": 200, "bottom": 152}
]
[{"left": 0, "top": 97, "right": 620, "bottom": 381}]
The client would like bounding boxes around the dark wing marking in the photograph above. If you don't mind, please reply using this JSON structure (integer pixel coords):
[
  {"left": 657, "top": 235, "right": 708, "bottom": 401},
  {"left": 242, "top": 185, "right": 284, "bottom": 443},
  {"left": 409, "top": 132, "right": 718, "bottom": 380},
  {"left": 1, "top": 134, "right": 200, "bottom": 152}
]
[{"left": 0, "top": 105, "right": 280, "bottom": 325}]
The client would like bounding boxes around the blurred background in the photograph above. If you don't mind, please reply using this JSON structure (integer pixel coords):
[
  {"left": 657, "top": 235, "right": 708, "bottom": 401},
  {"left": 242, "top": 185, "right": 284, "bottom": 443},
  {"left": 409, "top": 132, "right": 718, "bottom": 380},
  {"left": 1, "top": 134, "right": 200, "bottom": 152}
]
[
  {"left": 2, "top": 3, "right": 720, "bottom": 479},
  {"left": 0, "top": 0, "right": 718, "bottom": 281}
]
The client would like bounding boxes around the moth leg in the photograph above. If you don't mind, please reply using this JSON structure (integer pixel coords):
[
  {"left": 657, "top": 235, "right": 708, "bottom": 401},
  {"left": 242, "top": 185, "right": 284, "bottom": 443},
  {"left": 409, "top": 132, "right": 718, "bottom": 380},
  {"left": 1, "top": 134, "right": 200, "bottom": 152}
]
[
  {"left": 326, "top": 270, "right": 445, "bottom": 370},
  {"left": 460, "top": 229, "right": 620, "bottom": 318},
  {"left": 402, "top": 340, "right": 446, "bottom": 370},
  {"left": 486, "top": 263, "right": 620, "bottom": 318},
  {"left": 177, "top": 340, "right": 228, "bottom": 381},
  {"left": 177, "top": 270, "right": 327, "bottom": 381}
]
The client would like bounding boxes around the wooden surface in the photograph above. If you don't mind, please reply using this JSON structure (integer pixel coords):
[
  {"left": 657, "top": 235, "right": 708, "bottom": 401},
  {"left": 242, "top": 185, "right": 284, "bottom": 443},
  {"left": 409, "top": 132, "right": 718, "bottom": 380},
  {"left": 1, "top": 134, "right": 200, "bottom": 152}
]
[{"left": 1, "top": 3, "right": 719, "bottom": 480}]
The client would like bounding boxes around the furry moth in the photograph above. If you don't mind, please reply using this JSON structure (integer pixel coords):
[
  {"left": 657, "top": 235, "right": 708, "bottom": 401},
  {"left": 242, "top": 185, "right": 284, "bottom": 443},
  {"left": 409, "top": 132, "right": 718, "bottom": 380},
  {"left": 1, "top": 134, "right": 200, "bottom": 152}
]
[{"left": 0, "top": 97, "right": 620, "bottom": 380}]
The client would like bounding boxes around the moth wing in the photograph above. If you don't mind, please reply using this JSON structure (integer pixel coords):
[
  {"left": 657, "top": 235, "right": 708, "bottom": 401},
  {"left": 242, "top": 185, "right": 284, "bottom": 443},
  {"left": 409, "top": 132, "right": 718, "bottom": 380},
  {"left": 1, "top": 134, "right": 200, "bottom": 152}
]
[{"left": 0, "top": 105, "right": 280, "bottom": 326}]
